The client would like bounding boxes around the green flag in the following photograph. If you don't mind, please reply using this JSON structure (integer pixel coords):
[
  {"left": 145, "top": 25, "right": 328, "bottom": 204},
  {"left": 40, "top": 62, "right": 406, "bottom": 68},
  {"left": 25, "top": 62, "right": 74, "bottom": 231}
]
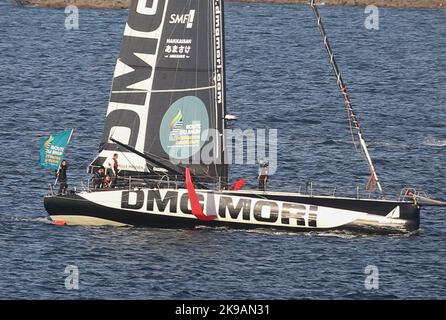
[{"left": 39, "top": 129, "right": 73, "bottom": 170}]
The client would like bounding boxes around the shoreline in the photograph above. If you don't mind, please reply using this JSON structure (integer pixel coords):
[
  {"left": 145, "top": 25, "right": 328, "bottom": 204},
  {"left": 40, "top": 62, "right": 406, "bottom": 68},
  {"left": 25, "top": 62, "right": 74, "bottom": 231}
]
[{"left": 13, "top": 0, "right": 446, "bottom": 9}]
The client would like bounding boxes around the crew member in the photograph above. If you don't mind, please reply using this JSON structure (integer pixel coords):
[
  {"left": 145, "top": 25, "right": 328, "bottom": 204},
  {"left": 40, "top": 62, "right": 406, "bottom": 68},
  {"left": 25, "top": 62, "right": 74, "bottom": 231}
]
[
  {"left": 103, "top": 175, "right": 111, "bottom": 188},
  {"left": 56, "top": 159, "right": 68, "bottom": 195},
  {"left": 258, "top": 160, "right": 269, "bottom": 191},
  {"left": 112, "top": 153, "right": 119, "bottom": 187},
  {"left": 93, "top": 166, "right": 106, "bottom": 189}
]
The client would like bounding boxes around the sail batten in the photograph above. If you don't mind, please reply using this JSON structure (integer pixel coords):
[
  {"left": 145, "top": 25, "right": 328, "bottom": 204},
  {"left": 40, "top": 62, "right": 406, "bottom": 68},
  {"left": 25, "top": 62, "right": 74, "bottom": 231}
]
[{"left": 112, "top": 85, "right": 217, "bottom": 94}]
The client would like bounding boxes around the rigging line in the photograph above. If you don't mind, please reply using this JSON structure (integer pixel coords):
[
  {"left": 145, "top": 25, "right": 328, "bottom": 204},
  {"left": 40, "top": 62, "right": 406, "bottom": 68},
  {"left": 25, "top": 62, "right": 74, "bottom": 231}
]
[
  {"left": 347, "top": 109, "right": 358, "bottom": 151},
  {"left": 92, "top": 144, "right": 153, "bottom": 184},
  {"left": 118, "top": 150, "right": 169, "bottom": 186},
  {"left": 219, "top": 0, "right": 228, "bottom": 185},
  {"left": 210, "top": 1, "right": 218, "bottom": 184},
  {"left": 110, "top": 137, "right": 217, "bottom": 188},
  {"left": 195, "top": 4, "right": 224, "bottom": 185},
  {"left": 343, "top": 91, "right": 358, "bottom": 151},
  {"left": 195, "top": 0, "right": 200, "bottom": 92},
  {"left": 309, "top": 0, "right": 384, "bottom": 197}
]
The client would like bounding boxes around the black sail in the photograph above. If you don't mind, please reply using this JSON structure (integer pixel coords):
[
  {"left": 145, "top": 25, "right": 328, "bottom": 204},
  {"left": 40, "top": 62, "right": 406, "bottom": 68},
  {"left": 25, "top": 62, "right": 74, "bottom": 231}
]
[{"left": 90, "top": 0, "right": 227, "bottom": 184}]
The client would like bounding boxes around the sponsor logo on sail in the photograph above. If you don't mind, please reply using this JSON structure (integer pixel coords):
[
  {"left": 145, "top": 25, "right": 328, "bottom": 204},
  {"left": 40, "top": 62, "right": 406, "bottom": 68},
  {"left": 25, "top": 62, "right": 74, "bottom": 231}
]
[
  {"left": 164, "top": 38, "right": 192, "bottom": 59},
  {"left": 169, "top": 110, "right": 183, "bottom": 129},
  {"left": 169, "top": 10, "right": 195, "bottom": 28},
  {"left": 159, "top": 96, "right": 209, "bottom": 160}
]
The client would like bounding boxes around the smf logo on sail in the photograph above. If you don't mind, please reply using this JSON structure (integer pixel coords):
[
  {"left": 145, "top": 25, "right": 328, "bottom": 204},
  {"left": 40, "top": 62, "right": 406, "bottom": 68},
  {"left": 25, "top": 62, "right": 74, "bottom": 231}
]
[{"left": 169, "top": 10, "right": 196, "bottom": 29}]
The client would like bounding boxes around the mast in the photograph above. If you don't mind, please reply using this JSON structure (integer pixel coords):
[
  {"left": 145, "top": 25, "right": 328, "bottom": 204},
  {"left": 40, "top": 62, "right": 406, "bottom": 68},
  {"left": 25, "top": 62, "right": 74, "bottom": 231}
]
[
  {"left": 309, "top": 0, "right": 384, "bottom": 197},
  {"left": 216, "top": 0, "right": 228, "bottom": 188}
]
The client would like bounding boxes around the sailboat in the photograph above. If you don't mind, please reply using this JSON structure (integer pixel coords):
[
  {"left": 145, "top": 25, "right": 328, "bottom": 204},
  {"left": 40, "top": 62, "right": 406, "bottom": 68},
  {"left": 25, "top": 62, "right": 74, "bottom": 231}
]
[{"left": 44, "top": 0, "right": 445, "bottom": 233}]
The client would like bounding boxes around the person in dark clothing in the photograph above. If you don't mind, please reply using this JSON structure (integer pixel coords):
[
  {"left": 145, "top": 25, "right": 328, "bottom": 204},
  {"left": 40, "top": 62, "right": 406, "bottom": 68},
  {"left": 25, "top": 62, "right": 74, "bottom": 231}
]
[
  {"left": 103, "top": 175, "right": 111, "bottom": 188},
  {"left": 92, "top": 166, "right": 106, "bottom": 189},
  {"left": 258, "top": 160, "right": 269, "bottom": 191},
  {"left": 112, "top": 153, "right": 119, "bottom": 187},
  {"left": 56, "top": 159, "right": 68, "bottom": 195}
]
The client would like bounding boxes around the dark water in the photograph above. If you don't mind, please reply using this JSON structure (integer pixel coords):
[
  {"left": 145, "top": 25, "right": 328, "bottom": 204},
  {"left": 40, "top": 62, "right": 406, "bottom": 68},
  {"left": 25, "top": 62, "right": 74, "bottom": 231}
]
[{"left": 1, "top": 2, "right": 445, "bottom": 299}]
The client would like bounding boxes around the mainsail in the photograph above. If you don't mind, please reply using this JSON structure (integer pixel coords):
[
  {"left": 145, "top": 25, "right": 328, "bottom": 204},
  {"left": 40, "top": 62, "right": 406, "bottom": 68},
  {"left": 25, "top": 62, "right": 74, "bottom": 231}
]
[{"left": 90, "top": 0, "right": 227, "bottom": 184}]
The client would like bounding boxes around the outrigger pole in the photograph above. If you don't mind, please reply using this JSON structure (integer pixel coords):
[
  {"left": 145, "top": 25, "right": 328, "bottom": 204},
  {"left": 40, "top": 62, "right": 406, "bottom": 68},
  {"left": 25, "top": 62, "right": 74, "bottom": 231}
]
[{"left": 309, "top": 0, "right": 384, "bottom": 197}]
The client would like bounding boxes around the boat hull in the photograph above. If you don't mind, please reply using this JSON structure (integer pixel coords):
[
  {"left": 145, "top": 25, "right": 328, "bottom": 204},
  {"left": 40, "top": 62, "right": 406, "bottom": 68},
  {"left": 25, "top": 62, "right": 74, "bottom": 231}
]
[{"left": 44, "top": 188, "right": 420, "bottom": 233}]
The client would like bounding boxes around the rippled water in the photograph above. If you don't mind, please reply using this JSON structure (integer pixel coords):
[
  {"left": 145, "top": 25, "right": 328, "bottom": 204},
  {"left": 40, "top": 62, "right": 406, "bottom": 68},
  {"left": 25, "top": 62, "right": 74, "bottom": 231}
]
[{"left": 0, "top": 2, "right": 445, "bottom": 299}]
